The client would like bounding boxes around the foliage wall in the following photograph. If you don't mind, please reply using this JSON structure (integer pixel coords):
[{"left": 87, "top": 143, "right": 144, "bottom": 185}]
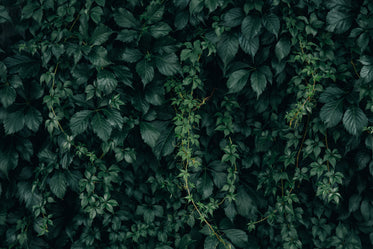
[{"left": 1, "top": 0, "right": 373, "bottom": 248}]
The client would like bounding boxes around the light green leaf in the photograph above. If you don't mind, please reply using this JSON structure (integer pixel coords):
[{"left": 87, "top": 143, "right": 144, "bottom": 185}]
[
  {"left": 91, "top": 113, "right": 112, "bottom": 141},
  {"left": 227, "top": 69, "right": 250, "bottom": 93},
  {"left": 343, "top": 106, "right": 368, "bottom": 136},
  {"left": 140, "top": 121, "right": 162, "bottom": 148},
  {"left": 262, "top": 14, "right": 280, "bottom": 38},
  {"left": 241, "top": 15, "right": 262, "bottom": 39},
  {"left": 24, "top": 107, "right": 42, "bottom": 132},
  {"left": 70, "top": 110, "right": 93, "bottom": 135},
  {"left": 121, "top": 48, "right": 143, "bottom": 63},
  {"left": 3, "top": 110, "right": 25, "bottom": 134},
  {"left": 320, "top": 99, "right": 344, "bottom": 128},
  {"left": 155, "top": 53, "right": 181, "bottom": 76},
  {"left": 136, "top": 59, "right": 154, "bottom": 87},
  {"left": 239, "top": 35, "right": 259, "bottom": 59},
  {"left": 224, "top": 229, "right": 248, "bottom": 248},
  {"left": 326, "top": 8, "right": 352, "bottom": 34},
  {"left": 90, "top": 24, "right": 113, "bottom": 46},
  {"left": 250, "top": 69, "right": 267, "bottom": 97},
  {"left": 149, "top": 22, "right": 172, "bottom": 38},
  {"left": 275, "top": 38, "right": 291, "bottom": 61},
  {"left": 0, "top": 85, "right": 16, "bottom": 107},
  {"left": 49, "top": 172, "right": 67, "bottom": 199},
  {"left": 114, "top": 8, "right": 139, "bottom": 28},
  {"left": 97, "top": 70, "right": 118, "bottom": 95}
]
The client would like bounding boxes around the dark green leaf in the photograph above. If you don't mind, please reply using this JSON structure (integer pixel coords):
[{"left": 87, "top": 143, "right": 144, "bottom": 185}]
[
  {"left": 217, "top": 33, "right": 239, "bottom": 66},
  {"left": 360, "top": 200, "right": 370, "bottom": 220},
  {"left": 197, "top": 174, "right": 213, "bottom": 199},
  {"left": 140, "top": 121, "right": 162, "bottom": 148},
  {"left": 90, "top": 6, "right": 103, "bottom": 24},
  {"left": 143, "top": 3, "right": 164, "bottom": 24},
  {"left": 227, "top": 69, "right": 251, "bottom": 93},
  {"left": 224, "top": 229, "right": 248, "bottom": 248},
  {"left": 3, "top": 110, "right": 25, "bottom": 134},
  {"left": 121, "top": 48, "right": 143, "bottom": 63},
  {"left": 116, "top": 29, "right": 138, "bottom": 43},
  {"left": 262, "top": 14, "right": 280, "bottom": 38},
  {"left": 349, "top": 194, "right": 361, "bottom": 213},
  {"left": 150, "top": 22, "right": 172, "bottom": 38},
  {"left": 0, "top": 85, "right": 16, "bottom": 107},
  {"left": 136, "top": 59, "right": 154, "bottom": 86},
  {"left": 223, "top": 8, "right": 243, "bottom": 27},
  {"left": 239, "top": 35, "right": 259, "bottom": 59},
  {"left": 112, "top": 65, "right": 133, "bottom": 88},
  {"left": 360, "top": 65, "right": 373, "bottom": 82},
  {"left": 88, "top": 46, "right": 111, "bottom": 68},
  {"left": 250, "top": 69, "right": 267, "bottom": 97},
  {"left": 91, "top": 113, "right": 112, "bottom": 141},
  {"left": 320, "top": 99, "right": 344, "bottom": 128},
  {"left": 114, "top": 8, "right": 139, "bottom": 28},
  {"left": 49, "top": 172, "right": 67, "bottom": 199},
  {"left": 70, "top": 110, "right": 93, "bottom": 135},
  {"left": 90, "top": 24, "right": 113, "bottom": 46},
  {"left": 235, "top": 188, "right": 255, "bottom": 217},
  {"left": 0, "top": 148, "right": 18, "bottom": 177},
  {"left": 319, "top": 87, "right": 345, "bottom": 103},
  {"left": 155, "top": 53, "right": 181, "bottom": 76},
  {"left": 153, "top": 126, "right": 175, "bottom": 159},
  {"left": 343, "top": 106, "right": 368, "bottom": 136},
  {"left": 24, "top": 107, "right": 42, "bottom": 132},
  {"left": 275, "top": 38, "right": 291, "bottom": 61},
  {"left": 241, "top": 15, "right": 262, "bottom": 39},
  {"left": 205, "top": 0, "right": 224, "bottom": 13},
  {"left": 0, "top": 6, "right": 11, "bottom": 23},
  {"left": 204, "top": 236, "right": 219, "bottom": 249},
  {"left": 224, "top": 201, "right": 237, "bottom": 222},
  {"left": 326, "top": 8, "right": 352, "bottom": 34},
  {"left": 97, "top": 70, "right": 118, "bottom": 95}
]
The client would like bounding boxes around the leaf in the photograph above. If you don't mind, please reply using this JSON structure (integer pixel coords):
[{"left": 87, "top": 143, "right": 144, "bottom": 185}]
[
  {"left": 227, "top": 69, "right": 251, "bottom": 93},
  {"left": 90, "top": 6, "right": 103, "bottom": 24},
  {"left": 0, "top": 148, "right": 18, "bottom": 178},
  {"left": 70, "top": 110, "right": 93, "bottom": 135},
  {"left": 145, "top": 82, "right": 165, "bottom": 105},
  {"left": 235, "top": 188, "right": 255, "bottom": 217},
  {"left": 241, "top": 15, "right": 262, "bottom": 39},
  {"left": 136, "top": 59, "right": 154, "bottom": 87},
  {"left": 121, "top": 48, "right": 143, "bottom": 63},
  {"left": 197, "top": 174, "right": 213, "bottom": 199},
  {"left": 0, "top": 6, "right": 11, "bottom": 23},
  {"left": 153, "top": 124, "right": 175, "bottom": 159},
  {"left": 116, "top": 29, "right": 138, "bottom": 43},
  {"left": 342, "top": 106, "right": 368, "bottom": 136},
  {"left": 0, "top": 85, "right": 16, "bottom": 107},
  {"left": 174, "top": 11, "right": 189, "bottom": 30},
  {"left": 155, "top": 53, "right": 181, "bottom": 76},
  {"left": 104, "top": 109, "right": 124, "bottom": 129},
  {"left": 319, "top": 87, "right": 345, "bottom": 103},
  {"left": 149, "top": 22, "right": 172, "bottom": 38},
  {"left": 262, "top": 14, "right": 280, "bottom": 38},
  {"left": 49, "top": 172, "right": 67, "bottom": 199},
  {"left": 143, "top": 3, "right": 164, "bottom": 24},
  {"left": 204, "top": 236, "right": 219, "bottom": 249},
  {"left": 250, "top": 69, "right": 267, "bottom": 97},
  {"left": 275, "top": 38, "right": 291, "bottom": 61},
  {"left": 360, "top": 200, "right": 370, "bottom": 220},
  {"left": 91, "top": 113, "right": 112, "bottom": 141},
  {"left": 217, "top": 33, "right": 239, "bottom": 66},
  {"left": 3, "top": 110, "right": 25, "bottom": 134},
  {"left": 360, "top": 65, "right": 373, "bottom": 82},
  {"left": 140, "top": 121, "right": 162, "bottom": 148},
  {"left": 112, "top": 65, "right": 133, "bottom": 88},
  {"left": 88, "top": 46, "right": 111, "bottom": 68},
  {"left": 223, "top": 8, "right": 243, "bottom": 27},
  {"left": 349, "top": 194, "right": 361, "bottom": 213},
  {"left": 24, "top": 107, "right": 42, "bottom": 132},
  {"left": 97, "top": 70, "right": 118, "bottom": 95},
  {"left": 224, "top": 201, "right": 237, "bottom": 222},
  {"left": 204, "top": 0, "right": 224, "bottom": 13},
  {"left": 320, "top": 99, "right": 344, "bottom": 128},
  {"left": 239, "top": 35, "right": 259, "bottom": 59},
  {"left": 326, "top": 8, "right": 352, "bottom": 34},
  {"left": 223, "top": 229, "right": 248, "bottom": 248},
  {"left": 114, "top": 8, "right": 139, "bottom": 28},
  {"left": 90, "top": 24, "right": 113, "bottom": 46}
]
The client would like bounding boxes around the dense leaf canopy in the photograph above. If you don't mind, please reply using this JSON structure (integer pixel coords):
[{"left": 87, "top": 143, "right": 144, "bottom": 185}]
[{"left": 1, "top": 0, "right": 373, "bottom": 248}]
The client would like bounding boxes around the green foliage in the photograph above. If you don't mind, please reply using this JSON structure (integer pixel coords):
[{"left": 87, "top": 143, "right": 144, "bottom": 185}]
[{"left": 1, "top": 0, "right": 373, "bottom": 248}]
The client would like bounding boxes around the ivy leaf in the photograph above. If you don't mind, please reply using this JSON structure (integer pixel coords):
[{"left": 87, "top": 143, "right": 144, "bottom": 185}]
[
  {"left": 24, "top": 107, "right": 42, "bottom": 132},
  {"left": 241, "top": 15, "right": 262, "bottom": 39},
  {"left": 275, "top": 38, "right": 291, "bottom": 61},
  {"left": 223, "top": 8, "right": 244, "bottom": 28},
  {"left": 250, "top": 69, "right": 267, "bottom": 98},
  {"left": 70, "top": 110, "right": 93, "bottom": 135},
  {"left": 90, "top": 24, "right": 113, "bottom": 46},
  {"left": 136, "top": 59, "right": 154, "bottom": 87},
  {"left": 239, "top": 34, "right": 259, "bottom": 59},
  {"left": 149, "top": 22, "right": 172, "bottom": 38},
  {"left": 155, "top": 53, "right": 181, "bottom": 76},
  {"left": 49, "top": 172, "right": 67, "bottom": 199},
  {"left": 0, "top": 85, "right": 16, "bottom": 107},
  {"left": 97, "top": 70, "right": 118, "bottom": 95},
  {"left": 114, "top": 8, "right": 139, "bottom": 28},
  {"left": 140, "top": 121, "right": 162, "bottom": 148},
  {"left": 262, "top": 14, "right": 280, "bottom": 38},
  {"left": 91, "top": 113, "right": 112, "bottom": 141},
  {"left": 217, "top": 33, "right": 239, "bottom": 66},
  {"left": 320, "top": 99, "right": 344, "bottom": 128},
  {"left": 326, "top": 8, "right": 352, "bottom": 34},
  {"left": 3, "top": 110, "right": 25, "bottom": 134},
  {"left": 223, "top": 229, "right": 249, "bottom": 248},
  {"left": 121, "top": 48, "right": 143, "bottom": 63},
  {"left": 227, "top": 69, "right": 251, "bottom": 93},
  {"left": 343, "top": 106, "right": 368, "bottom": 136}
]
